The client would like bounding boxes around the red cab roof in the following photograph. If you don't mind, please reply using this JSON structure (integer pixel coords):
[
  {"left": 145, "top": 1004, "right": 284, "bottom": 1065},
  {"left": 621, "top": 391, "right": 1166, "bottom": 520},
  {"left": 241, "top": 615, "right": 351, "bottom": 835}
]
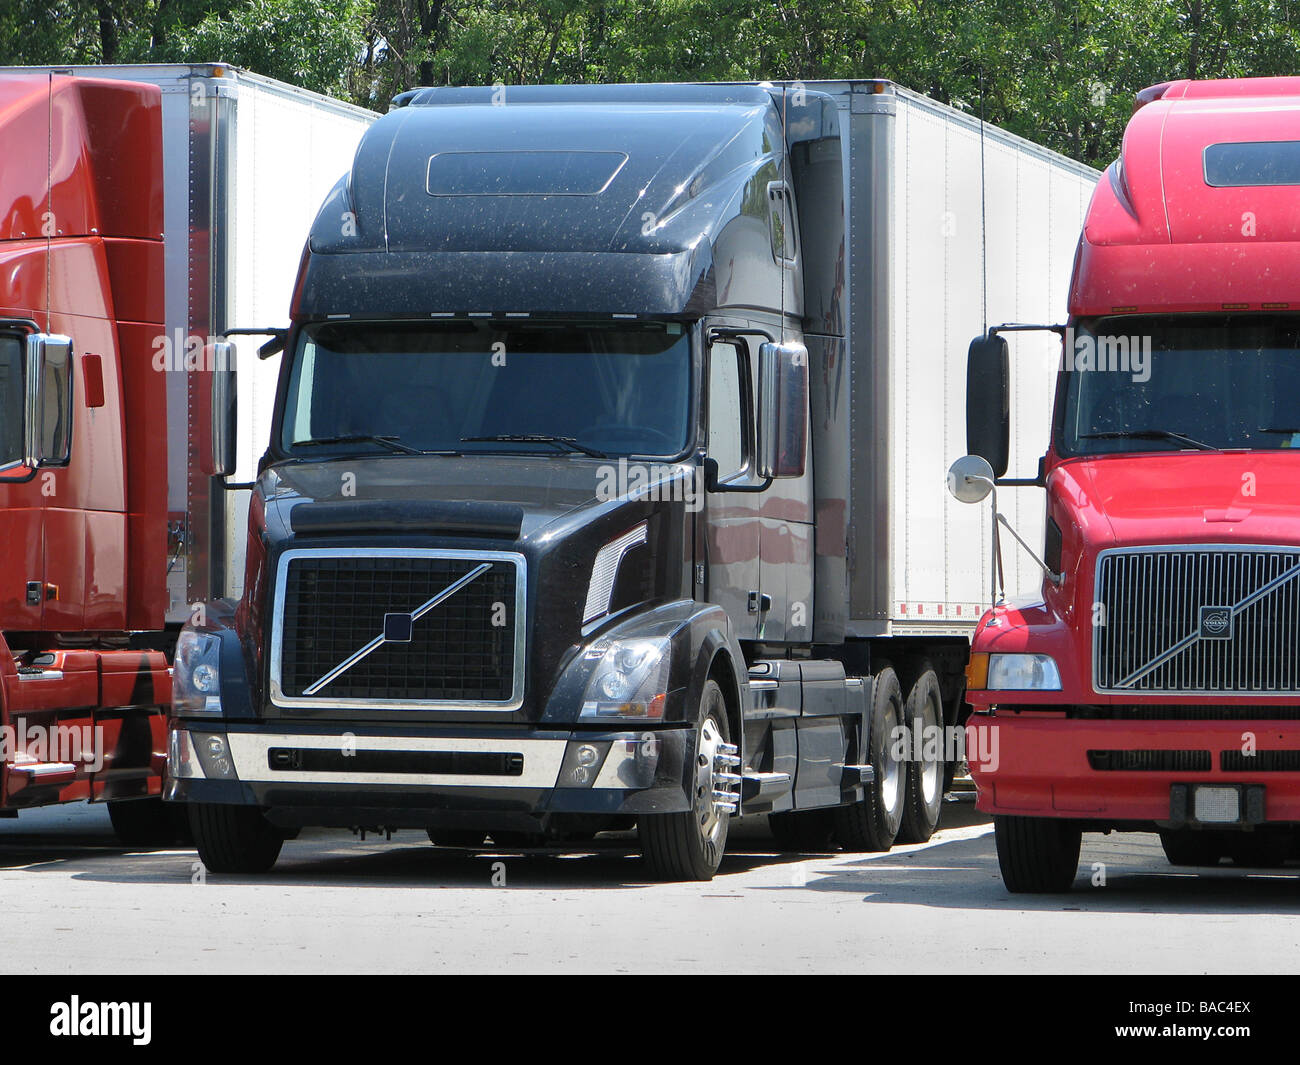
[{"left": 1072, "top": 77, "right": 1300, "bottom": 316}]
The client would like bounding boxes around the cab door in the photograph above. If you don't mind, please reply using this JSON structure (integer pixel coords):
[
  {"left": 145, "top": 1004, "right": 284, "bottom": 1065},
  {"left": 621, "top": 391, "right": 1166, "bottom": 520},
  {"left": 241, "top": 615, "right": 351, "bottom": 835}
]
[
  {"left": 0, "top": 327, "right": 47, "bottom": 630},
  {"left": 704, "top": 335, "right": 764, "bottom": 639}
]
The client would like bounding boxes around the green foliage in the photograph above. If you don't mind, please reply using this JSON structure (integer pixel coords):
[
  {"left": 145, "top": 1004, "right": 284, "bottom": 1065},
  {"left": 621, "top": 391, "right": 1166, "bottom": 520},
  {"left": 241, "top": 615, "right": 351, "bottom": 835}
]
[{"left": 5, "top": 0, "right": 1300, "bottom": 166}]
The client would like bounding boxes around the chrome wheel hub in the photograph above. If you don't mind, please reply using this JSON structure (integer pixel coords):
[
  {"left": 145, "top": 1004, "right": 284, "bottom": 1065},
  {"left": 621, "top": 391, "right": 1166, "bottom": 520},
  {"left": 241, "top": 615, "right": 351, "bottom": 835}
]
[{"left": 695, "top": 717, "right": 740, "bottom": 842}]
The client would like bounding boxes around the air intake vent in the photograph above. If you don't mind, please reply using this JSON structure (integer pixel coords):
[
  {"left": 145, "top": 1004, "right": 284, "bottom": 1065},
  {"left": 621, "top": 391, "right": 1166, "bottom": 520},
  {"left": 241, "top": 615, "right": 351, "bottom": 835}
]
[
  {"left": 1087, "top": 749, "right": 1211, "bottom": 772},
  {"left": 1221, "top": 749, "right": 1300, "bottom": 772}
]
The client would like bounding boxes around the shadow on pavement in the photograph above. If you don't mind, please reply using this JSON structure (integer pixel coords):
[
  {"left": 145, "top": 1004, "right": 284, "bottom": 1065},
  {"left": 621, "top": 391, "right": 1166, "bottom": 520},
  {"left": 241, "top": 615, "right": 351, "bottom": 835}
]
[
  {"left": 8, "top": 797, "right": 1300, "bottom": 911},
  {"left": 777, "top": 831, "right": 1300, "bottom": 915}
]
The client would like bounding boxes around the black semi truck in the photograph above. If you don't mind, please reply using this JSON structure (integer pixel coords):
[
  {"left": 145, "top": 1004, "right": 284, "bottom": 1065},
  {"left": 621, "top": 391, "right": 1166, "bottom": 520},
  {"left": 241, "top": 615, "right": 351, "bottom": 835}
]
[{"left": 167, "top": 82, "right": 1095, "bottom": 879}]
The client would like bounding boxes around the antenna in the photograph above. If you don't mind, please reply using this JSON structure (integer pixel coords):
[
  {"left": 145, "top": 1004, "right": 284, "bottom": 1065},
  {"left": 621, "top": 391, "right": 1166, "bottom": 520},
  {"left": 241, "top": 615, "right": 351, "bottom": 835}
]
[
  {"left": 978, "top": 68, "right": 988, "bottom": 336},
  {"left": 779, "top": 85, "right": 789, "bottom": 345},
  {"left": 45, "top": 72, "right": 53, "bottom": 333}
]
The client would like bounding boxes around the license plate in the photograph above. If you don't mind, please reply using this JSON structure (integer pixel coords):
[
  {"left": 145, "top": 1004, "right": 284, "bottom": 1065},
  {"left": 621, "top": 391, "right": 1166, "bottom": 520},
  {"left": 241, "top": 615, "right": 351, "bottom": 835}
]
[{"left": 1193, "top": 786, "right": 1241, "bottom": 824}]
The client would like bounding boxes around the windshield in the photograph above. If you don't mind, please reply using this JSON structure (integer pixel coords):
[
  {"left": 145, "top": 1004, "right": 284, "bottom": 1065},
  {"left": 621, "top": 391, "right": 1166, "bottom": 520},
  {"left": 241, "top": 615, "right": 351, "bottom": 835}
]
[
  {"left": 280, "top": 320, "right": 692, "bottom": 459},
  {"left": 1059, "top": 315, "right": 1300, "bottom": 455}
]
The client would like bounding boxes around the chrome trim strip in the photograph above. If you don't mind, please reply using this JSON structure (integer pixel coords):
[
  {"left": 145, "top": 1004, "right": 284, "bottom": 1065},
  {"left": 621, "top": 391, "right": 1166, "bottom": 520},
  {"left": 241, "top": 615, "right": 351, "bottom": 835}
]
[
  {"left": 269, "top": 547, "right": 527, "bottom": 711},
  {"left": 1094, "top": 544, "right": 1300, "bottom": 696},
  {"left": 226, "top": 732, "right": 565, "bottom": 788},
  {"left": 583, "top": 522, "right": 648, "bottom": 624}
]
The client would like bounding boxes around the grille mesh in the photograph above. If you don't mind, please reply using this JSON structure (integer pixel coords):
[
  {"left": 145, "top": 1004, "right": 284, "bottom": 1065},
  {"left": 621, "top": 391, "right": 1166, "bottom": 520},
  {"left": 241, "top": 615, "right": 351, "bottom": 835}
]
[
  {"left": 1094, "top": 547, "right": 1300, "bottom": 694},
  {"left": 278, "top": 554, "right": 518, "bottom": 703}
]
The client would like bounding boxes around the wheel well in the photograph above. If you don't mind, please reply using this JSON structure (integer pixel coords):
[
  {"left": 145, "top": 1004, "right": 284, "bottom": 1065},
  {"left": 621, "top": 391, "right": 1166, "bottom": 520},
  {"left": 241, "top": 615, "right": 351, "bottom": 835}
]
[{"left": 707, "top": 653, "right": 742, "bottom": 746}]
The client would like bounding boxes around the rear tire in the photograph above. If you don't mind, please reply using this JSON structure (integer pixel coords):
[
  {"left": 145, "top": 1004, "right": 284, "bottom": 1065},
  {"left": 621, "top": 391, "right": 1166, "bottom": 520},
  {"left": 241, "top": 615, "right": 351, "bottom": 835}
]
[
  {"left": 108, "top": 798, "right": 186, "bottom": 847},
  {"left": 994, "top": 814, "right": 1081, "bottom": 893},
  {"left": 1159, "top": 829, "right": 1224, "bottom": 867},
  {"left": 769, "top": 808, "right": 837, "bottom": 852},
  {"left": 897, "top": 668, "right": 943, "bottom": 844},
  {"left": 189, "top": 804, "right": 283, "bottom": 874},
  {"left": 639, "top": 679, "right": 733, "bottom": 881},
  {"left": 833, "top": 668, "right": 905, "bottom": 852}
]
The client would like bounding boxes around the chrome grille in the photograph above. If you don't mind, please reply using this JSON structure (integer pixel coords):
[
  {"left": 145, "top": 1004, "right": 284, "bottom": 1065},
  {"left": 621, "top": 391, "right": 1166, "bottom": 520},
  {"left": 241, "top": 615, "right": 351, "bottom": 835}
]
[
  {"left": 269, "top": 548, "right": 526, "bottom": 710},
  {"left": 1094, "top": 546, "right": 1300, "bottom": 694}
]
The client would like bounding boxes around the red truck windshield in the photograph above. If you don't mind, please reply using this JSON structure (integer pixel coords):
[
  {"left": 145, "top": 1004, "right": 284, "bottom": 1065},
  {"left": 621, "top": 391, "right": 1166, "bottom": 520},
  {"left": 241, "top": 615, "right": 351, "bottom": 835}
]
[
  {"left": 279, "top": 320, "right": 692, "bottom": 460},
  {"left": 1058, "top": 315, "right": 1300, "bottom": 455}
]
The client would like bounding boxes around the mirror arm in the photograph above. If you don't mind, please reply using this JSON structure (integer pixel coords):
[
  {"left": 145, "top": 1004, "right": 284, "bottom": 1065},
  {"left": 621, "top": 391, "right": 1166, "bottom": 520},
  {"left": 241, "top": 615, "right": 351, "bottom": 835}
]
[
  {"left": 708, "top": 326, "right": 775, "bottom": 345},
  {"left": 994, "top": 455, "right": 1048, "bottom": 489},
  {"left": 222, "top": 326, "right": 288, "bottom": 360},
  {"left": 988, "top": 322, "right": 1068, "bottom": 337},
  {"left": 704, "top": 457, "right": 772, "bottom": 494},
  {"left": 995, "top": 511, "right": 1064, "bottom": 587}
]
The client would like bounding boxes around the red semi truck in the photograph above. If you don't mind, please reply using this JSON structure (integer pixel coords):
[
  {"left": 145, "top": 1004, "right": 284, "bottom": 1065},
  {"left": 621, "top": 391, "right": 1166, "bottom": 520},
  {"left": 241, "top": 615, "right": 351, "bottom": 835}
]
[
  {"left": 0, "top": 65, "right": 371, "bottom": 841},
  {"left": 955, "top": 77, "right": 1300, "bottom": 891}
]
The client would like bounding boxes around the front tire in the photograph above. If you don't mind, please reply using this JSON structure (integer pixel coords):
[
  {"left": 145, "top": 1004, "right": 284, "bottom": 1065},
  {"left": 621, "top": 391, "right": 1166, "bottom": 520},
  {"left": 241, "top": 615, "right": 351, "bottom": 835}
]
[
  {"left": 189, "top": 804, "right": 283, "bottom": 874},
  {"left": 994, "top": 815, "right": 1081, "bottom": 893},
  {"left": 833, "top": 667, "right": 905, "bottom": 852},
  {"left": 639, "top": 679, "right": 734, "bottom": 881}
]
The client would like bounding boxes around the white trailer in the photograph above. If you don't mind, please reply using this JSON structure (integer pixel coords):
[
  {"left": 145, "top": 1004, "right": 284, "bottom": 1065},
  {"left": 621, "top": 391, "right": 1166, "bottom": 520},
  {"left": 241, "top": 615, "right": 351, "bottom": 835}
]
[
  {"left": 7, "top": 63, "right": 376, "bottom": 617},
  {"left": 800, "top": 81, "right": 1098, "bottom": 643}
]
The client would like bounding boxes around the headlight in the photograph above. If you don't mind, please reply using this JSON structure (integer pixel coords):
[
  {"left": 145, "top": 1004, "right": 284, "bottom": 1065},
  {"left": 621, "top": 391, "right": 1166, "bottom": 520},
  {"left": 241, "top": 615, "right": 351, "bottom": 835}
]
[
  {"left": 173, "top": 628, "right": 224, "bottom": 714},
  {"left": 986, "top": 653, "right": 1062, "bottom": 690},
  {"left": 579, "top": 637, "right": 671, "bottom": 719}
]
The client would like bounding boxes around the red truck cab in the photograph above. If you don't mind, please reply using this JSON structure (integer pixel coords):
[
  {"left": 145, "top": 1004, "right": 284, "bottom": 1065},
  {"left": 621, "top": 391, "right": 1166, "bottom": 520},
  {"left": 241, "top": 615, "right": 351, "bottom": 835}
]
[
  {"left": 959, "top": 77, "right": 1300, "bottom": 890},
  {"left": 0, "top": 73, "right": 174, "bottom": 838}
]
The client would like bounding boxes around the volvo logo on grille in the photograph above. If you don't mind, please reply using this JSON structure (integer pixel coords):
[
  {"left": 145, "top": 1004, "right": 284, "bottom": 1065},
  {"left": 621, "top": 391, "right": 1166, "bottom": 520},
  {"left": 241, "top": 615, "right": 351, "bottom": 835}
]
[
  {"left": 383, "top": 612, "right": 414, "bottom": 643},
  {"left": 1199, "top": 606, "right": 1233, "bottom": 640}
]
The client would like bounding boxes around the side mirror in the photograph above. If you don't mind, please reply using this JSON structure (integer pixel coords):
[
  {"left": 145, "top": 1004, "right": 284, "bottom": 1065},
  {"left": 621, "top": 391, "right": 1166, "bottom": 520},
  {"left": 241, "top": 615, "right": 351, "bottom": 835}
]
[
  {"left": 204, "top": 341, "right": 237, "bottom": 478},
  {"left": 756, "top": 341, "right": 808, "bottom": 479},
  {"left": 946, "top": 454, "right": 995, "bottom": 504},
  {"left": 24, "top": 333, "right": 73, "bottom": 468},
  {"left": 966, "top": 333, "right": 1010, "bottom": 478}
]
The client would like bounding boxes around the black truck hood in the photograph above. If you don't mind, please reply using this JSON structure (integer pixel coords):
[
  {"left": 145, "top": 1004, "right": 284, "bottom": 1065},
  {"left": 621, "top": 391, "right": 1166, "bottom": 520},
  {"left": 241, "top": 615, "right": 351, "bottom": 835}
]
[
  {"left": 265, "top": 454, "right": 604, "bottom": 539},
  {"left": 247, "top": 453, "right": 696, "bottom": 724},
  {"left": 260, "top": 453, "right": 698, "bottom": 546}
]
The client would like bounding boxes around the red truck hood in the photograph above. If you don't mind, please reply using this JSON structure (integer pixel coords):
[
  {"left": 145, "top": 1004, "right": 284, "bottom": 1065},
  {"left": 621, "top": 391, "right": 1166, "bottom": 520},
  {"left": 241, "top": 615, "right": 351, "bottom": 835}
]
[{"left": 1056, "top": 451, "right": 1300, "bottom": 548}]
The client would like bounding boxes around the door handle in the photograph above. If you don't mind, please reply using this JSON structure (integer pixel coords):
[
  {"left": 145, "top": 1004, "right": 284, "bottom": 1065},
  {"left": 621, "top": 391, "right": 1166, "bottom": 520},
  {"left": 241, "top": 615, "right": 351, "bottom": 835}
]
[
  {"left": 26, "top": 581, "right": 57, "bottom": 605},
  {"left": 747, "top": 591, "right": 772, "bottom": 614}
]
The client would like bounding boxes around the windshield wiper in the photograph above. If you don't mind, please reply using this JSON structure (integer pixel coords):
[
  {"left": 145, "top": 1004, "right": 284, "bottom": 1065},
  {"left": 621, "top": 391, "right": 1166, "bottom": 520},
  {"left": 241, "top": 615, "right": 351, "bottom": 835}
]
[
  {"left": 293, "top": 434, "right": 429, "bottom": 455},
  {"left": 461, "top": 434, "right": 608, "bottom": 458},
  {"left": 1080, "top": 430, "right": 1219, "bottom": 452},
  {"left": 1257, "top": 427, "right": 1300, "bottom": 435}
]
